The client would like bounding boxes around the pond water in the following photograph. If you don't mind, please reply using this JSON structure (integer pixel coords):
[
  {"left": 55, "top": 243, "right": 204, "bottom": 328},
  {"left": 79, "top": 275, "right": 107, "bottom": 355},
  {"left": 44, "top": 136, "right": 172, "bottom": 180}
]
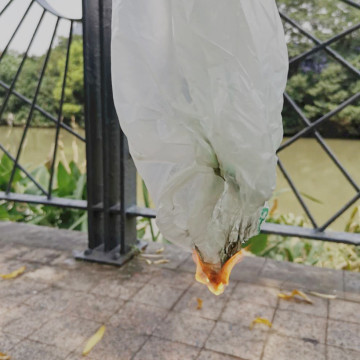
[{"left": 2, "top": 126, "right": 359, "bottom": 231}]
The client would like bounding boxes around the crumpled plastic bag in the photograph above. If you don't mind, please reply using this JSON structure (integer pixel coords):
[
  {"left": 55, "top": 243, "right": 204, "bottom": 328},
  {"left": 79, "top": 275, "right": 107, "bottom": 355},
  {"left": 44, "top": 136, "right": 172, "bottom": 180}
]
[{"left": 111, "top": 0, "right": 288, "bottom": 293}]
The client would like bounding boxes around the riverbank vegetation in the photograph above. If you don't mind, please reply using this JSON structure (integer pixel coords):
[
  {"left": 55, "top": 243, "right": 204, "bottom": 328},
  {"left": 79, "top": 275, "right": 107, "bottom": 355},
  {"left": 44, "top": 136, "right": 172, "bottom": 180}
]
[{"left": 1, "top": 1, "right": 360, "bottom": 137}]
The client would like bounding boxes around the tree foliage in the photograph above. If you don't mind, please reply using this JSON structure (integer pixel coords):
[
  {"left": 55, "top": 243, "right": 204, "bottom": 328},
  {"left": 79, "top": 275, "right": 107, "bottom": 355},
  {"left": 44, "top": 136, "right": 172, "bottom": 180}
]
[
  {"left": 0, "top": 2, "right": 359, "bottom": 137},
  {"left": 278, "top": 0, "right": 360, "bottom": 137},
  {"left": 0, "top": 35, "right": 84, "bottom": 127}
]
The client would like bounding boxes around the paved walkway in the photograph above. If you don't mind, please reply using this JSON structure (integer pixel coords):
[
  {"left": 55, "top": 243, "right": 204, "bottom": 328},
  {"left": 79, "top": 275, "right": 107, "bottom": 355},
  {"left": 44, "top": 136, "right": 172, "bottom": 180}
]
[{"left": 0, "top": 221, "right": 360, "bottom": 360}]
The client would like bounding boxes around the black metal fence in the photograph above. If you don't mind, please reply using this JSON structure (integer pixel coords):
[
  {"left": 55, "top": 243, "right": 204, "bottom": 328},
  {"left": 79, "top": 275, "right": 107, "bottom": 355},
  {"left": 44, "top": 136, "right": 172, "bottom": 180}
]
[{"left": 0, "top": 0, "right": 359, "bottom": 265}]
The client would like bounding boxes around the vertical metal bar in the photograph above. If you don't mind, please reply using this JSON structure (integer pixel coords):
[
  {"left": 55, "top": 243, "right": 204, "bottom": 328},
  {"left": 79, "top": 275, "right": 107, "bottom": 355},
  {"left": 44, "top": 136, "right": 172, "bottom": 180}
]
[
  {"left": 48, "top": 20, "right": 73, "bottom": 198},
  {"left": 120, "top": 133, "right": 137, "bottom": 254},
  {"left": 99, "top": 0, "right": 137, "bottom": 254},
  {"left": 0, "top": 1, "right": 34, "bottom": 62},
  {"left": 82, "top": 0, "right": 104, "bottom": 250},
  {"left": 99, "top": 0, "right": 118, "bottom": 252},
  {"left": 0, "top": 9, "right": 45, "bottom": 123},
  {"left": 79, "top": 0, "right": 138, "bottom": 259}
]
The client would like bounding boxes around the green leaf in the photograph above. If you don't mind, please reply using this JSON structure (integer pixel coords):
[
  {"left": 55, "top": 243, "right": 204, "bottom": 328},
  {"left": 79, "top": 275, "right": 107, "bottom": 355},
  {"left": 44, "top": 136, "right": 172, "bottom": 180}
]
[
  {"left": 69, "top": 212, "right": 87, "bottom": 230},
  {"left": 74, "top": 174, "right": 86, "bottom": 200},
  {"left": 299, "top": 192, "right": 323, "bottom": 204},
  {"left": 57, "top": 162, "right": 76, "bottom": 196},
  {"left": 245, "top": 234, "right": 268, "bottom": 255}
]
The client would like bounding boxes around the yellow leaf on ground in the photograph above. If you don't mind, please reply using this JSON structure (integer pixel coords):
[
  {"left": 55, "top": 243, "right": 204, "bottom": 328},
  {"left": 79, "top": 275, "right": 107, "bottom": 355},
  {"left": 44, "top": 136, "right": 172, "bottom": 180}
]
[
  {"left": 278, "top": 289, "right": 313, "bottom": 304},
  {"left": 153, "top": 259, "right": 169, "bottom": 265},
  {"left": 309, "top": 291, "right": 337, "bottom": 300},
  {"left": 155, "top": 247, "right": 165, "bottom": 254},
  {"left": 82, "top": 325, "right": 106, "bottom": 356},
  {"left": 250, "top": 317, "right": 272, "bottom": 330},
  {"left": 0, "top": 351, "right": 11, "bottom": 360},
  {"left": 0, "top": 266, "right": 26, "bottom": 279},
  {"left": 145, "top": 259, "right": 152, "bottom": 265},
  {"left": 140, "top": 254, "right": 162, "bottom": 258},
  {"left": 196, "top": 298, "right": 203, "bottom": 310}
]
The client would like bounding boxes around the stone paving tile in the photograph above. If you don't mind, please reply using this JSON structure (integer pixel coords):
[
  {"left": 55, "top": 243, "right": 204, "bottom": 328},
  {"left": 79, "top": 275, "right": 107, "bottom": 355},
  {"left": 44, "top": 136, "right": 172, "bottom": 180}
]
[
  {"left": 108, "top": 301, "right": 168, "bottom": 335},
  {"left": 66, "top": 293, "right": 123, "bottom": 322},
  {"left": 221, "top": 300, "right": 275, "bottom": 329},
  {"left": 259, "top": 259, "right": 344, "bottom": 295},
  {"left": 83, "top": 327, "right": 147, "bottom": 360},
  {"left": 18, "top": 248, "right": 65, "bottom": 264},
  {"left": 29, "top": 314, "right": 100, "bottom": 352},
  {"left": 2, "top": 306, "right": 56, "bottom": 339},
  {"left": 0, "top": 332, "right": 21, "bottom": 353},
  {"left": 120, "top": 260, "right": 163, "bottom": 284},
  {"left": 2, "top": 276, "right": 50, "bottom": 296},
  {"left": 56, "top": 269, "right": 102, "bottom": 293},
  {"left": 90, "top": 276, "right": 144, "bottom": 300},
  {"left": 148, "top": 268, "right": 194, "bottom": 290},
  {"left": 7, "top": 339, "right": 70, "bottom": 360},
  {"left": 205, "top": 321, "right": 268, "bottom": 360},
  {"left": 282, "top": 266, "right": 344, "bottom": 295},
  {"left": 257, "top": 259, "right": 293, "bottom": 285},
  {"left": 0, "top": 259, "right": 38, "bottom": 275},
  {"left": 231, "top": 282, "right": 279, "bottom": 308},
  {"left": 344, "top": 270, "right": 360, "bottom": 302},
  {"left": 329, "top": 299, "right": 360, "bottom": 324},
  {"left": 262, "top": 334, "right": 326, "bottom": 360},
  {"left": 24, "top": 266, "right": 68, "bottom": 283},
  {"left": 133, "top": 336, "right": 200, "bottom": 360},
  {"left": 154, "top": 312, "right": 215, "bottom": 348},
  {"left": 278, "top": 292, "right": 328, "bottom": 317},
  {"left": 177, "top": 254, "right": 195, "bottom": 273},
  {"left": 327, "top": 345, "right": 360, "bottom": 360},
  {"left": 197, "top": 349, "right": 245, "bottom": 360},
  {"left": 272, "top": 309, "right": 327, "bottom": 344},
  {"left": 24, "top": 287, "right": 75, "bottom": 313},
  {"left": 133, "top": 283, "right": 184, "bottom": 310},
  {"left": 153, "top": 246, "right": 190, "bottom": 270},
  {"left": 174, "top": 281, "right": 234, "bottom": 321},
  {"left": 0, "top": 244, "right": 31, "bottom": 261},
  {"left": 229, "top": 255, "right": 266, "bottom": 284},
  {"left": 327, "top": 319, "right": 360, "bottom": 352}
]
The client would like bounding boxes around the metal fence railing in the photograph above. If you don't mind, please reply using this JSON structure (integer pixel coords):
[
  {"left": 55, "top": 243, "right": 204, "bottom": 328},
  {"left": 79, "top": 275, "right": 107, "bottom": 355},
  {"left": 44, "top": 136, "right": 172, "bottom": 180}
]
[{"left": 0, "top": 0, "right": 359, "bottom": 266}]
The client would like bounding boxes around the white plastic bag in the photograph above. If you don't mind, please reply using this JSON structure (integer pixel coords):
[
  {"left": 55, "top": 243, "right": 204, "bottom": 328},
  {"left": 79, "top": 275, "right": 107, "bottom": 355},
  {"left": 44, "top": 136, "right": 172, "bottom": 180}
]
[{"left": 111, "top": 0, "right": 288, "bottom": 292}]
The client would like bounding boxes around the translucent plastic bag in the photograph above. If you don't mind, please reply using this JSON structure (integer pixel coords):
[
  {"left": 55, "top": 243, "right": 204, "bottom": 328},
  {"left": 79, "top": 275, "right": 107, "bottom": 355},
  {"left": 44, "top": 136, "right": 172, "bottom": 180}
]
[{"left": 111, "top": 0, "right": 288, "bottom": 294}]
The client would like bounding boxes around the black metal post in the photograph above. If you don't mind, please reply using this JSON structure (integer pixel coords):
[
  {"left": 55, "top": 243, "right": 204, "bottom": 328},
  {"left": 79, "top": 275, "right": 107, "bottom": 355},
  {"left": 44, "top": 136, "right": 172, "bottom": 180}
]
[{"left": 75, "top": 0, "right": 145, "bottom": 265}]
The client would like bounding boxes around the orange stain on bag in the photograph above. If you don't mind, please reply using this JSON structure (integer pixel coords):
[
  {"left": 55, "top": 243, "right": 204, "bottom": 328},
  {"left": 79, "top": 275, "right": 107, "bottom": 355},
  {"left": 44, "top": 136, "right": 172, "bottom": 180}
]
[{"left": 192, "top": 249, "right": 244, "bottom": 295}]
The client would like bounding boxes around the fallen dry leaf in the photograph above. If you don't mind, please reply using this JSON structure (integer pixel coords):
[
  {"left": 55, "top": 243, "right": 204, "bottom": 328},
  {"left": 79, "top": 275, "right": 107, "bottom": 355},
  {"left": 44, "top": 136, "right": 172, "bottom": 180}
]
[
  {"left": 145, "top": 259, "right": 152, "bottom": 265},
  {"left": 309, "top": 291, "right": 337, "bottom": 300},
  {"left": 155, "top": 247, "right": 165, "bottom": 254},
  {"left": 196, "top": 298, "right": 203, "bottom": 310},
  {"left": 82, "top": 325, "right": 106, "bottom": 356},
  {"left": 153, "top": 259, "right": 169, "bottom": 265},
  {"left": 140, "top": 254, "right": 163, "bottom": 258},
  {"left": 278, "top": 289, "right": 313, "bottom": 304},
  {"left": 270, "top": 199, "right": 278, "bottom": 216},
  {"left": 0, "top": 352, "right": 10, "bottom": 360},
  {"left": 250, "top": 317, "right": 272, "bottom": 330},
  {"left": 0, "top": 266, "right": 26, "bottom": 280}
]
